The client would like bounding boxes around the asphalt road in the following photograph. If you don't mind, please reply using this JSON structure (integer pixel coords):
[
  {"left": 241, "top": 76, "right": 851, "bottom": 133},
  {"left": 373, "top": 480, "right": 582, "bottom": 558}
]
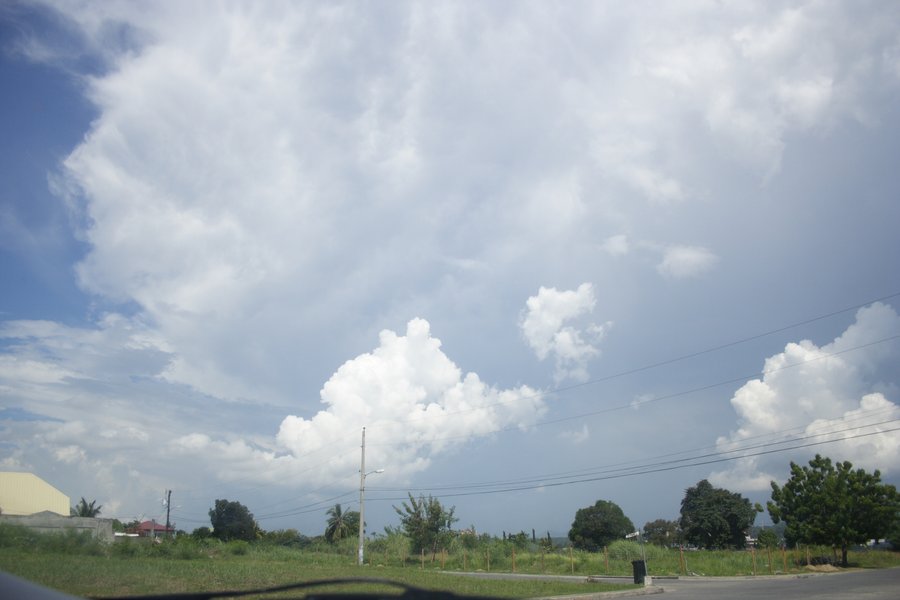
[
  {"left": 654, "top": 568, "right": 900, "bottom": 599},
  {"left": 444, "top": 568, "right": 900, "bottom": 599}
]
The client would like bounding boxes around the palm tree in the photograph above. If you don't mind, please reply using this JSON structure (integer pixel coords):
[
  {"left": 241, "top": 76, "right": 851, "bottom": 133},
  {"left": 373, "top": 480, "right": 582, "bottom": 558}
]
[
  {"left": 71, "top": 497, "right": 102, "bottom": 517},
  {"left": 324, "top": 503, "right": 359, "bottom": 543}
]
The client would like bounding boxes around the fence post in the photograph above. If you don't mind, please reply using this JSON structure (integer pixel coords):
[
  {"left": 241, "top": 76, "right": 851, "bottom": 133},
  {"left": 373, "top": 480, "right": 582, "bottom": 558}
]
[
  {"left": 767, "top": 546, "right": 773, "bottom": 574},
  {"left": 464, "top": 549, "right": 468, "bottom": 571},
  {"left": 421, "top": 548, "right": 425, "bottom": 569},
  {"left": 604, "top": 546, "right": 609, "bottom": 573},
  {"left": 441, "top": 548, "right": 446, "bottom": 569},
  {"left": 569, "top": 547, "right": 575, "bottom": 574},
  {"left": 751, "top": 546, "right": 757, "bottom": 576},
  {"left": 679, "top": 546, "right": 686, "bottom": 575}
]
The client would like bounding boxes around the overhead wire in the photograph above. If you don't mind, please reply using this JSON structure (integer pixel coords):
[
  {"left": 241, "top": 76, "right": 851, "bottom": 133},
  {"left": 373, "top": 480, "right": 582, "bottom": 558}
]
[{"left": 362, "top": 425, "right": 900, "bottom": 503}]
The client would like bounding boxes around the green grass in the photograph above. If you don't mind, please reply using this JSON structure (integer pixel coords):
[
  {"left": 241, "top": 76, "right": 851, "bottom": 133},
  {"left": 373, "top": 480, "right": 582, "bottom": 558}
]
[
  {"left": 2, "top": 524, "right": 898, "bottom": 598},
  {"left": 0, "top": 548, "right": 633, "bottom": 598},
  {"left": 0, "top": 553, "right": 635, "bottom": 598}
]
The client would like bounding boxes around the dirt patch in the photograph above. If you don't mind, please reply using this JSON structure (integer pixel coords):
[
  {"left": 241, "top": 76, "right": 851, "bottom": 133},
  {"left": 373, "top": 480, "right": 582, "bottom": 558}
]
[{"left": 805, "top": 564, "right": 840, "bottom": 572}]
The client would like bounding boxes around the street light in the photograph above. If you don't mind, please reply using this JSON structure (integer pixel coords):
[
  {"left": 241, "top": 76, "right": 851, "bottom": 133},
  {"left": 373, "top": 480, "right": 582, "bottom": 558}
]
[{"left": 357, "top": 427, "right": 384, "bottom": 566}]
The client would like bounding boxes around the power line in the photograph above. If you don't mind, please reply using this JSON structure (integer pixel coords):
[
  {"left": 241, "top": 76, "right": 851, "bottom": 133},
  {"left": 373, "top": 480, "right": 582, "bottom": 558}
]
[
  {"left": 368, "top": 417, "right": 900, "bottom": 494},
  {"left": 363, "top": 426, "right": 900, "bottom": 503},
  {"left": 388, "top": 292, "right": 900, "bottom": 426}
]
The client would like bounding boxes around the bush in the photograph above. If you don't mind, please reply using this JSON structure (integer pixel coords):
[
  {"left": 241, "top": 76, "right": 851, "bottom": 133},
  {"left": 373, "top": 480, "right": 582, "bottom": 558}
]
[
  {"left": 227, "top": 540, "right": 250, "bottom": 555},
  {"left": 0, "top": 523, "right": 104, "bottom": 555}
]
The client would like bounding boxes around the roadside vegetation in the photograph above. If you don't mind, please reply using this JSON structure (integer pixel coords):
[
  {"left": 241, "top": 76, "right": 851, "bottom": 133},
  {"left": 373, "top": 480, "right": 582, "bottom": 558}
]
[
  {"left": 3, "top": 455, "right": 896, "bottom": 597},
  {"left": 1, "top": 522, "right": 899, "bottom": 598}
]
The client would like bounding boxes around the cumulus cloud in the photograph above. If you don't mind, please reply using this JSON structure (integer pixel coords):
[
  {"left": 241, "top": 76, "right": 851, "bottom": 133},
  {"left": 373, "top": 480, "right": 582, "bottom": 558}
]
[
  {"left": 656, "top": 245, "right": 719, "bottom": 279},
  {"left": 173, "top": 318, "right": 548, "bottom": 486},
  {"left": 709, "top": 303, "right": 900, "bottom": 491},
  {"left": 520, "top": 284, "right": 611, "bottom": 383},
  {"left": 0, "top": 314, "right": 546, "bottom": 512}
]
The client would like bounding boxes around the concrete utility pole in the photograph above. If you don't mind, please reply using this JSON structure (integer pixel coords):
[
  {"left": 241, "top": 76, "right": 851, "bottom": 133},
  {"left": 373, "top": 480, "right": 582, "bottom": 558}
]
[
  {"left": 358, "top": 427, "right": 366, "bottom": 566},
  {"left": 357, "top": 427, "right": 383, "bottom": 566},
  {"left": 165, "top": 490, "right": 172, "bottom": 539}
]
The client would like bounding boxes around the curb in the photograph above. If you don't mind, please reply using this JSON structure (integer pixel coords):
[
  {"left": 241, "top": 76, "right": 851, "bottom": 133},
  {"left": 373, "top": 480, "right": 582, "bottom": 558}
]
[{"left": 532, "top": 586, "right": 664, "bottom": 599}]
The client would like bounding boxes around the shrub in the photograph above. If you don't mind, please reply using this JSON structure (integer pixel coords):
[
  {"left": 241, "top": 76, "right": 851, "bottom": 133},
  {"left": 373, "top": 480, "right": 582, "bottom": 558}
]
[{"left": 227, "top": 540, "right": 250, "bottom": 555}]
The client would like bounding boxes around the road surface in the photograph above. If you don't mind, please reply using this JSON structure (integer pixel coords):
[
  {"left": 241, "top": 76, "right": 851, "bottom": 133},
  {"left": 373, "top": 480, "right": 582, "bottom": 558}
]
[{"left": 655, "top": 568, "right": 899, "bottom": 599}]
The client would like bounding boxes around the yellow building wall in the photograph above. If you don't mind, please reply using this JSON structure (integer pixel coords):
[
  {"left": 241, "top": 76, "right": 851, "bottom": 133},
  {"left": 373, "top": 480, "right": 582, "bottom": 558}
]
[{"left": 0, "top": 472, "right": 70, "bottom": 516}]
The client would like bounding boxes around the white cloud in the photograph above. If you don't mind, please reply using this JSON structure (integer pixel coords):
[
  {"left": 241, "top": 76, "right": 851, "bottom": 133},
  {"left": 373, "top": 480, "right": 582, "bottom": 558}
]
[
  {"left": 520, "top": 284, "right": 611, "bottom": 383},
  {"left": 710, "top": 303, "right": 900, "bottom": 490},
  {"left": 275, "top": 318, "right": 546, "bottom": 479},
  {"left": 174, "top": 318, "right": 548, "bottom": 486},
  {"left": 24, "top": 0, "right": 891, "bottom": 409},
  {"left": 656, "top": 245, "right": 719, "bottom": 279}
]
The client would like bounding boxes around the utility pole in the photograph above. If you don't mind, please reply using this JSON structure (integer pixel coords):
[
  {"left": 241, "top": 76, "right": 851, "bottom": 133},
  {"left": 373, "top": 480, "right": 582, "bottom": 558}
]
[
  {"left": 165, "top": 490, "right": 172, "bottom": 539},
  {"left": 357, "top": 427, "right": 384, "bottom": 567},
  {"left": 357, "top": 427, "right": 366, "bottom": 566}
]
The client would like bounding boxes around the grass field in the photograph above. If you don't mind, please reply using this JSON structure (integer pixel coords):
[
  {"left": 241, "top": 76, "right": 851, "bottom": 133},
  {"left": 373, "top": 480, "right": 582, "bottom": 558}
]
[
  {"left": 1, "top": 524, "right": 898, "bottom": 598},
  {"left": 0, "top": 552, "right": 636, "bottom": 598}
]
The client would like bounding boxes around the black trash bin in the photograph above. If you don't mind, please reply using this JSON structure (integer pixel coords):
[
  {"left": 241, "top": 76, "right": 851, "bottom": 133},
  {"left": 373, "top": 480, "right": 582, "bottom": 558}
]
[{"left": 631, "top": 560, "right": 646, "bottom": 584}]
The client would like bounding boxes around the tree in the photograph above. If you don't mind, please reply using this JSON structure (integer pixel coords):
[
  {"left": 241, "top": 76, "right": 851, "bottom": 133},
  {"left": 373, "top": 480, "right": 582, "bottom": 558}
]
[
  {"left": 70, "top": 497, "right": 102, "bottom": 517},
  {"left": 208, "top": 499, "right": 258, "bottom": 542},
  {"left": 568, "top": 499, "right": 635, "bottom": 551},
  {"left": 393, "top": 493, "right": 458, "bottom": 557},
  {"left": 643, "top": 519, "right": 681, "bottom": 546},
  {"left": 191, "top": 526, "right": 213, "bottom": 541},
  {"left": 756, "top": 529, "right": 779, "bottom": 549},
  {"left": 679, "top": 480, "right": 759, "bottom": 549},
  {"left": 324, "top": 503, "right": 359, "bottom": 543},
  {"left": 768, "top": 454, "right": 899, "bottom": 567}
]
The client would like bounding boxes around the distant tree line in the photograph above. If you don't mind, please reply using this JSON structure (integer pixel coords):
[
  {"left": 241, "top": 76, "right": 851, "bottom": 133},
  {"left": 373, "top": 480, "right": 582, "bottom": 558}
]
[{"left": 183, "top": 454, "right": 897, "bottom": 562}]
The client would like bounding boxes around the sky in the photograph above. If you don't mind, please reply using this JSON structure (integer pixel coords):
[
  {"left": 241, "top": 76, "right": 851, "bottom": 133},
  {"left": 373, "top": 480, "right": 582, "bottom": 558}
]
[{"left": 1, "top": 0, "right": 899, "bottom": 539}]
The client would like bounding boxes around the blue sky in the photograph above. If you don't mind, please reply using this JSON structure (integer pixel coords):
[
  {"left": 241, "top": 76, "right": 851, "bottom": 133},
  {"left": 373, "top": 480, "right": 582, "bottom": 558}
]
[{"left": 1, "top": 1, "right": 899, "bottom": 538}]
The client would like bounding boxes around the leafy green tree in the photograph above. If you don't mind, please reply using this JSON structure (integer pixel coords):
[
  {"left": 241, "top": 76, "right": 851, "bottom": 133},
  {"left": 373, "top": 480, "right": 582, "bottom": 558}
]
[
  {"left": 208, "top": 499, "right": 258, "bottom": 542},
  {"left": 680, "top": 480, "right": 759, "bottom": 549},
  {"left": 768, "top": 454, "right": 899, "bottom": 567},
  {"left": 393, "top": 493, "right": 458, "bottom": 557},
  {"left": 191, "top": 526, "right": 212, "bottom": 540},
  {"left": 70, "top": 497, "right": 102, "bottom": 517},
  {"left": 324, "top": 503, "right": 359, "bottom": 543},
  {"left": 263, "top": 528, "right": 310, "bottom": 548},
  {"left": 643, "top": 518, "right": 680, "bottom": 546},
  {"left": 507, "top": 531, "right": 529, "bottom": 549},
  {"left": 568, "top": 499, "right": 635, "bottom": 551},
  {"left": 756, "top": 529, "right": 779, "bottom": 549}
]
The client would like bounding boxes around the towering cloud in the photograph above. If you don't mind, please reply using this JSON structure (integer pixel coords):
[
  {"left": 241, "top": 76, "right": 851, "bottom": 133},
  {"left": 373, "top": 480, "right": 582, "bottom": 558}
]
[{"left": 710, "top": 303, "right": 900, "bottom": 491}]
